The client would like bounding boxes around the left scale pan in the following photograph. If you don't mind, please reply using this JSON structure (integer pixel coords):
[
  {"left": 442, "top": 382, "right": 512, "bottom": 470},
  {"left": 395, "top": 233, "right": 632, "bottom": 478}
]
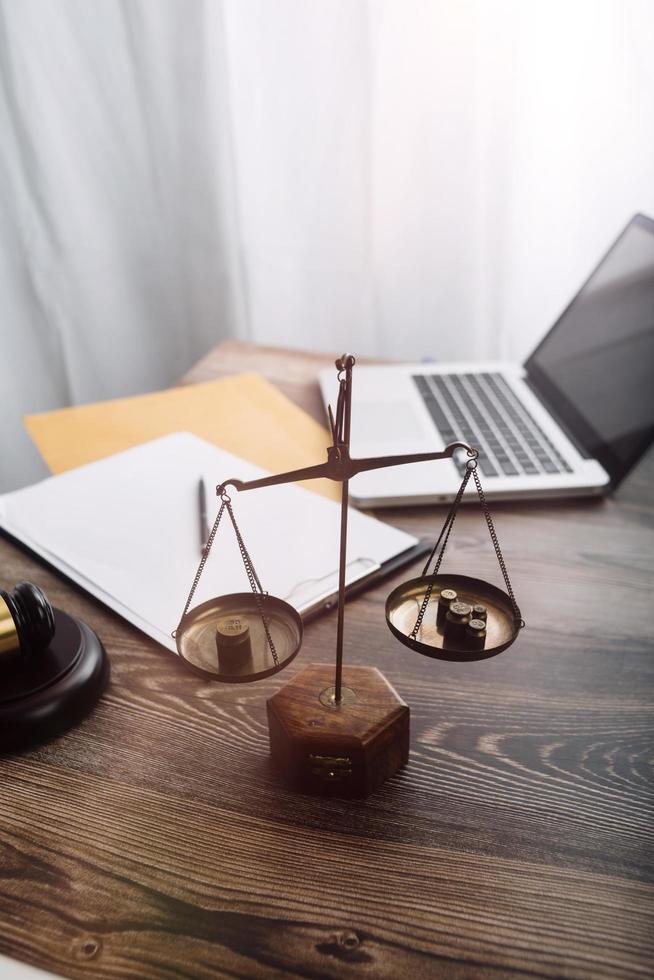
[
  {"left": 0, "top": 608, "right": 109, "bottom": 752},
  {"left": 175, "top": 593, "right": 303, "bottom": 682},
  {"left": 174, "top": 487, "right": 303, "bottom": 683}
]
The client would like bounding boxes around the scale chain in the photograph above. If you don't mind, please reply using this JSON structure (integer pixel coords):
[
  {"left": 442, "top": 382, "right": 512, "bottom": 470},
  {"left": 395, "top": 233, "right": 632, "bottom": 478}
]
[
  {"left": 178, "top": 500, "right": 228, "bottom": 625},
  {"left": 410, "top": 466, "right": 472, "bottom": 640},
  {"left": 410, "top": 461, "right": 524, "bottom": 642},
  {"left": 472, "top": 468, "right": 524, "bottom": 627},
  {"left": 175, "top": 496, "right": 280, "bottom": 667},
  {"left": 224, "top": 500, "right": 279, "bottom": 667}
]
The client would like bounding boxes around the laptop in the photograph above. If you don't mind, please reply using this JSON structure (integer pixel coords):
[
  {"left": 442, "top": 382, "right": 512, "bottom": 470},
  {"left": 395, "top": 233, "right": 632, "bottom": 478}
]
[{"left": 319, "top": 213, "right": 654, "bottom": 507}]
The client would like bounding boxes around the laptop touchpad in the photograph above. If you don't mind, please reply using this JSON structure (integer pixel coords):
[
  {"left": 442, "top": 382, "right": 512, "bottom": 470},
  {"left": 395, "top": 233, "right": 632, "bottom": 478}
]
[{"left": 354, "top": 402, "right": 425, "bottom": 443}]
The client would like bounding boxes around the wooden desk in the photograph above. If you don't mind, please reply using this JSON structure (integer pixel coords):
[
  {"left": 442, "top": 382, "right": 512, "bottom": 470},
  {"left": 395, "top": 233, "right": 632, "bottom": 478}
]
[{"left": 1, "top": 342, "right": 652, "bottom": 979}]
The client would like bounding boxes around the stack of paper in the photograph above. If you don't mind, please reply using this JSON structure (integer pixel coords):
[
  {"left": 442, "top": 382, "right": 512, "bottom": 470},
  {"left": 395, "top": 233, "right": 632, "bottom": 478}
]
[{"left": 0, "top": 434, "right": 418, "bottom": 654}]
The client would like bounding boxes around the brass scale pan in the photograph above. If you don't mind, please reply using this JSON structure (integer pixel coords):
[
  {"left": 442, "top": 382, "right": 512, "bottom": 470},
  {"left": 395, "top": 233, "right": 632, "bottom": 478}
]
[
  {"left": 176, "top": 593, "right": 303, "bottom": 682},
  {"left": 386, "top": 573, "right": 520, "bottom": 662}
]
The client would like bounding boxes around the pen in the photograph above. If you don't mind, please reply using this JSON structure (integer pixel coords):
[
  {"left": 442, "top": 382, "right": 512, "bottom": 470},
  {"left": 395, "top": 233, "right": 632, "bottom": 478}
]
[{"left": 198, "top": 478, "right": 210, "bottom": 554}]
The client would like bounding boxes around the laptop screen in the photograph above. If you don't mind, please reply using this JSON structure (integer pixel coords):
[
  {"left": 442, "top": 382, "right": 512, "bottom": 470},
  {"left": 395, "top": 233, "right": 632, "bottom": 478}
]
[{"left": 526, "top": 214, "right": 654, "bottom": 485}]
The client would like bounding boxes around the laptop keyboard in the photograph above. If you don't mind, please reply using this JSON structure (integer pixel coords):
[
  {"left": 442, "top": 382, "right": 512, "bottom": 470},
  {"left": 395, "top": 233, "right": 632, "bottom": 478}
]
[{"left": 412, "top": 372, "right": 573, "bottom": 478}]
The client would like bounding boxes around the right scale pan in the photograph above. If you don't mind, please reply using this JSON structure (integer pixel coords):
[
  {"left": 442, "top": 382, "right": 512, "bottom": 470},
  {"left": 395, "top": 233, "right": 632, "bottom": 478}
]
[{"left": 386, "top": 573, "right": 521, "bottom": 662}]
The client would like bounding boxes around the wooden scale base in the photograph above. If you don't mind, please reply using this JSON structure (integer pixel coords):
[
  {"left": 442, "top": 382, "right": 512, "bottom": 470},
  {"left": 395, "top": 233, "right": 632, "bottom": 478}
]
[{"left": 267, "top": 663, "right": 409, "bottom": 798}]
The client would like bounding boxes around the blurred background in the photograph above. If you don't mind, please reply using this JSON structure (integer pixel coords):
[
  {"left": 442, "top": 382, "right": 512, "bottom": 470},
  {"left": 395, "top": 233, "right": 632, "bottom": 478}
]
[{"left": 2, "top": 0, "right": 653, "bottom": 492}]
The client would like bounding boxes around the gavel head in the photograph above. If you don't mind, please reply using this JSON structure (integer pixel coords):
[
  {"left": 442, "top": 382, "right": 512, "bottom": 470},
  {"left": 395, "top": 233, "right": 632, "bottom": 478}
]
[{"left": 0, "top": 582, "right": 55, "bottom": 657}]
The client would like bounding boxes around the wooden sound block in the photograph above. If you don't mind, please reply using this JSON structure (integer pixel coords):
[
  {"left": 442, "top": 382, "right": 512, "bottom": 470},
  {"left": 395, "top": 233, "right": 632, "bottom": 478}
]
[
  {"left": 0, "top": 609, "right": 108, "bottom": 753},
  {"left": 267, "top": 663, "right": 409, "bottom": 798}
]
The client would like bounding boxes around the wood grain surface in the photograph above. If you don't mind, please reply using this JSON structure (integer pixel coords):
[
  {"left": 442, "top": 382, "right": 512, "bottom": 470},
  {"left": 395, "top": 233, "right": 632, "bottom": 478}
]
[{"left": 1, "top": 342, "right": 652, "bottom": 979}]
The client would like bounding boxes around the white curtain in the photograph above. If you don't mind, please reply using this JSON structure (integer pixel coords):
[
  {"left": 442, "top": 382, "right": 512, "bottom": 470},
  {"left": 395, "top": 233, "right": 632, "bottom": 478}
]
[
  {"left": 2, "top": 0, "right": 654, "bottom": 492},
  {"left": 0, "top": 0, "right": 245, "bottom": 491},
  {"left": 224, "top": 0, "right": 654, "bottom": 360}
]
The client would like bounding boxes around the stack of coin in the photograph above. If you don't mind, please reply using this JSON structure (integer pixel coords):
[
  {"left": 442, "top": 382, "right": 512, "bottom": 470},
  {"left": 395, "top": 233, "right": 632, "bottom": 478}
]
[
  {"left": 437, "top": 588, "right": 458, "bottom": 627},
  {"left": 444, "top": 601, "right": 472, "bottom": 643},
  {"left": 216, "top": 616, "right": 253, "bottom": 673},
  {"left": 466, "top": 618, "right": 487, "bottom": 651},
  {"left": 471, "top": 603, "right": 487, "bottom": 622}
]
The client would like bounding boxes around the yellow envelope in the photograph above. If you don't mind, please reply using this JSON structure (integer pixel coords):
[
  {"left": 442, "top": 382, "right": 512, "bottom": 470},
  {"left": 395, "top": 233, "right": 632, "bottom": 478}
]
[{"left": 24, "top": 373, "right": 339, "bottom": 501}]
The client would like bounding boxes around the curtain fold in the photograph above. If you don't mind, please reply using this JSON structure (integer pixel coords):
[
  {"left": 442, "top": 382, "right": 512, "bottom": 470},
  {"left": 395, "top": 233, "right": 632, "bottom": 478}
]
[
  {"left": 1, "top": 0, "right": 653, "bottom": 492},
  {"left": 0, "top": 0, "right": 245, "bottom": 491}
]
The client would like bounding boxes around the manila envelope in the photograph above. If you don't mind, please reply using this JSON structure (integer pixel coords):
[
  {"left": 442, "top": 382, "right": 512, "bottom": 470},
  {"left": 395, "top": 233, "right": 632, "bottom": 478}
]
[{"left": 25, "top": 373, "right": 339, "bottom": 501}]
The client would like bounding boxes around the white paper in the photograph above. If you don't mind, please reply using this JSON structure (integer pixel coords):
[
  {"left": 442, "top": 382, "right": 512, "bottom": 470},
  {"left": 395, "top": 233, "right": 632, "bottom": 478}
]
[{"left": 0, "top": 433, "right": 417, "bottom": 653}]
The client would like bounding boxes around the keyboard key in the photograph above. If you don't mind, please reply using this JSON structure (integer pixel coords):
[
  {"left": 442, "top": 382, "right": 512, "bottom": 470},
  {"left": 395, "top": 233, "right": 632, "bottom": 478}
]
[{"left": 479, "top": 459, "right": 499, "bottom": 477}]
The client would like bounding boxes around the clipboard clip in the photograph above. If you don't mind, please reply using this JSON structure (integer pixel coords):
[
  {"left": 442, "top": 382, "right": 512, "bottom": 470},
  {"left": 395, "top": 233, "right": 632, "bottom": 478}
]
[{"left": 284, "top": 558, "right": 379, "bottom": 616}]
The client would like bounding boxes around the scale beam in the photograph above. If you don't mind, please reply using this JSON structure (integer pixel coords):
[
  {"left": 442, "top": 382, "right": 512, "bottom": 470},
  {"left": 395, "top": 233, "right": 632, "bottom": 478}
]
[{"left": 217, "top": 442, "right": 476, "bottom": 497}]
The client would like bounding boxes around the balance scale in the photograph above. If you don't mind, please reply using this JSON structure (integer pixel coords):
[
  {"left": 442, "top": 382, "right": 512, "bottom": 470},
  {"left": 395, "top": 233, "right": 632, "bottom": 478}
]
[{"left": 174, "top": 354, "right": 524, "bottom": 798}]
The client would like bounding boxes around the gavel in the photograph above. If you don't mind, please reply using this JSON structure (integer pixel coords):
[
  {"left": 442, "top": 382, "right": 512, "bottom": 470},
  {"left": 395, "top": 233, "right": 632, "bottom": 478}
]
[
  {"left": 0, "top": 582, "right": 55, "bottom": 659},
  {"left": 0, "top": 580, "right": 108, "bottom": 752}
]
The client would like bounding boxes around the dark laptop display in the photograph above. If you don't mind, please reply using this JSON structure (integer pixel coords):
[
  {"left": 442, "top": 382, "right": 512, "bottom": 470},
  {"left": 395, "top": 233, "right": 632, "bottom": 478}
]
[{"left": 526, "top": 213, "right": 654, "bottom": 486}]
